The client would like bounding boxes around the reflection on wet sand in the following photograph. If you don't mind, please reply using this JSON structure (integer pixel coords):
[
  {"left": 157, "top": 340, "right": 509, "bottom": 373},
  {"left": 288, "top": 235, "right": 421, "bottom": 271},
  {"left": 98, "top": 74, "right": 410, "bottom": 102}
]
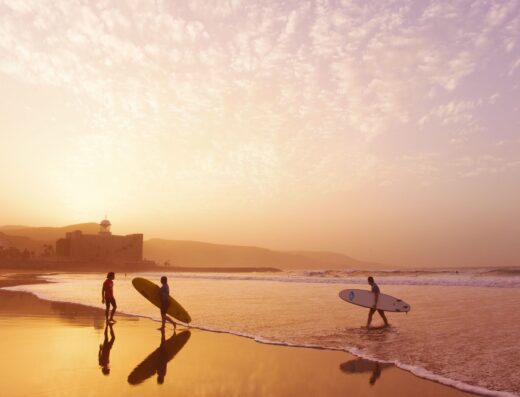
[
  {"left": 0, "top": 290, "right": 107, "bottom": 328},
  {"left": 340, "top": 358, "right": 393, "bottom": 385},
  {"left": 98, "top": 323, "right": 116, "bottom": 375},
  {"left": 128, "top": 330, "right": 191, "bottom": 385},
  {"left": 0, "top": 288, "right": 478, "bottom": 397}
]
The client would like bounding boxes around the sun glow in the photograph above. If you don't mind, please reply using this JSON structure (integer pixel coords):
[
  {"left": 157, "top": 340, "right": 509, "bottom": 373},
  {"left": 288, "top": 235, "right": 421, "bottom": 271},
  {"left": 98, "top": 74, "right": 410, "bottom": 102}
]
[{"left": 1, "top": 0, "right": 519, "bottom": 267}]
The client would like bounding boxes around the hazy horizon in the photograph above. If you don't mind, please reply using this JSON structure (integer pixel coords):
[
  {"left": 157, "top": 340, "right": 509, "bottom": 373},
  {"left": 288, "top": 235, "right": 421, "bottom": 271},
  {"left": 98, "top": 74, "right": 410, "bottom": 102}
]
[{"left": 1, "top": 1, "right": 519, "bottom": 268}]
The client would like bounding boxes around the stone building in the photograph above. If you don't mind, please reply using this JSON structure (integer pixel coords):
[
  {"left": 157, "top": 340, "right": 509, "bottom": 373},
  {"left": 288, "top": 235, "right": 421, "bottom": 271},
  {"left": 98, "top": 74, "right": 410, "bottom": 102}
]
[{"left": 56, "top": 219, "right": 143, "bottom": 263}]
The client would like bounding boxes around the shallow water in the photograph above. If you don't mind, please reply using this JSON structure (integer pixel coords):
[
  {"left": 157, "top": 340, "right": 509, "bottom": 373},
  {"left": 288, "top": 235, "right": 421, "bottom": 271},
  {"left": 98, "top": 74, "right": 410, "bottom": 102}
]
[{"left": 5, "top": 270, "right": 520, "bottom": 396}]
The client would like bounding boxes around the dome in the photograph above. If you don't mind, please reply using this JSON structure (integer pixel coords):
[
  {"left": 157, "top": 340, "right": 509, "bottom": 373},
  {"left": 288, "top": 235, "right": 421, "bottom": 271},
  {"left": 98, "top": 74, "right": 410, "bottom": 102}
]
[{"left": 100, "top": 219, "right": 111, "bottom": 227}]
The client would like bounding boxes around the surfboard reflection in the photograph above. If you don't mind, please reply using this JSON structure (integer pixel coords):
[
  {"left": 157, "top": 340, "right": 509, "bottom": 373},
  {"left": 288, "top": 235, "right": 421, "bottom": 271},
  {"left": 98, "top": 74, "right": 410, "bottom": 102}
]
[
  {"left": 127, "top": 330, "right": 191, "bottom": 385},
  {"left": 339, "top": 358, "right": 392, "bottom": 385}
]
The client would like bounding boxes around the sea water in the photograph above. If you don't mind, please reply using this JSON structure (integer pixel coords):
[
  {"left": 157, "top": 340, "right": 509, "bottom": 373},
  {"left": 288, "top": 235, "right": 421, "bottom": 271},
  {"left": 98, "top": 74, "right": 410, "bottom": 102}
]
[{"left": 4, "top": 268, "right": 520, "bottom": 396}]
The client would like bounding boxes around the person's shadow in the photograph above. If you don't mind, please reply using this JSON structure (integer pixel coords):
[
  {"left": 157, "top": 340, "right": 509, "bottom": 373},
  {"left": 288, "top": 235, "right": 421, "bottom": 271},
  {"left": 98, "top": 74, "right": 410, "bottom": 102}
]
[
  {"left": 127, "top": 329, "right": 191, "bottom": 385},
  {"left": 98, "top": 323, "right": 116, "bottom": 375},
  {"left": 339, "top": 358, "right": 392, "bottom": 385}
]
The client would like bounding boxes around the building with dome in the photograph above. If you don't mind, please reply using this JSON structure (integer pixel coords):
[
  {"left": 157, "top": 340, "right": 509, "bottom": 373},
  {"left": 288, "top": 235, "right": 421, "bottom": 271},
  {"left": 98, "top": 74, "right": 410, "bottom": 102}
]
[{"left": 55, "top": 219, "right": 143, "bottom": 263}]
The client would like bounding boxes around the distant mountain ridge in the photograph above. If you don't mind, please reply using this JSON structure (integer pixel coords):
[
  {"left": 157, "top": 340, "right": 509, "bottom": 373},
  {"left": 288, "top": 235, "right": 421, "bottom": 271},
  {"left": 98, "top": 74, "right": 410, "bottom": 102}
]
[
  {"left": 0, "top": 225, "right": 29, "bottom": 230},
  {"left": 0, "top": 223, "right": 389, "bottom": 270},
  {"left": 288, "top": 251, "right": 385, "bottom": 269},
  {"left": 0, "top": 223, "right": 100, "bottom": 242},
  {"left": 144, "top": 239, "right": 388, "bottom": 269},
  {"left": 0, "top": 232, "right": 44, "bottom": 252}
]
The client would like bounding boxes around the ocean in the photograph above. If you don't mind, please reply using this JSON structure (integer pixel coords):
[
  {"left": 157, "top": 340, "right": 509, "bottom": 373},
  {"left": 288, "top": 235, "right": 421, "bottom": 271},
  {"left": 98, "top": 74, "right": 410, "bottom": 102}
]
[{"left": 4, "top": 268, "right": 520, "bottom": 396}]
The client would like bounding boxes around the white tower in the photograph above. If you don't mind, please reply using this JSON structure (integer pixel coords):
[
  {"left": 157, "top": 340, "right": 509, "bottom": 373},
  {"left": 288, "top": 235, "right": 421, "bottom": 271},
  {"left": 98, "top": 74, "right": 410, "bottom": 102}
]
[{"left": 99, "top": 218, "right": 112, "bottom": 236}]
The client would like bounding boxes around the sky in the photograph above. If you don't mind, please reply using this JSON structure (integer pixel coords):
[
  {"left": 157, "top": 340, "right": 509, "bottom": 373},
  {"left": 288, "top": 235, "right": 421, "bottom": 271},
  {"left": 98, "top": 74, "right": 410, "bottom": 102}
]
[{"left": 0, "top": 0, "right": 519, "bottom": 267}]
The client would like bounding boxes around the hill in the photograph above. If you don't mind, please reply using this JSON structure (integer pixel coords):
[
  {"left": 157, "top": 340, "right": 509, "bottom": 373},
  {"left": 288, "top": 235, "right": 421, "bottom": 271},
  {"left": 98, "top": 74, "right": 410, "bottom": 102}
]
[
  {"left": 0, "top": 223, "right": 99, "bottom": 242},
  {"left": 0, "top": 223, "right": 389, "bottom": 270},
  {"left": 143, "top": 239, "right": 387, "bottom": 270},
  {"left": 0, "top": 232, "right": 45, "bottom": 253},
  {"left": 0, "top": 225, "right": 29, "bottom": 231},
  {"left": 288, "top": 251, "right": 386, "bottom": 269}
]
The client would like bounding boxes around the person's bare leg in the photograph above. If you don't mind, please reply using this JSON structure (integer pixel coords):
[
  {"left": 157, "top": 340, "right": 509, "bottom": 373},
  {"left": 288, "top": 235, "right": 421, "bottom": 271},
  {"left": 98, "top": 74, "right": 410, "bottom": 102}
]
[
  {"left": 378, "top": 310, "right": 389, "bottom": 326},
  {"left": 109, "top": 302, "right": 117, "bottom": 322},
  {"left": 165, "top": 315, "right": 176, "bottom": 331},
  {"left": 160, "top": 313, "right": 166, "bottom": 330},
  {"left": 366, "top": 308, "right": 375, "bottom": 328}
]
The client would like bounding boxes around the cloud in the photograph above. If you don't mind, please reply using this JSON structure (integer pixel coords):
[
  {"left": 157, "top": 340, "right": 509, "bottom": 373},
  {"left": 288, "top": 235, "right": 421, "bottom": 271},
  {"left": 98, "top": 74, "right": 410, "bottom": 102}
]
[
  {"left": 509, "top": 57, "right": 520, "bottom": 75},
  {"left": 0, "top": 0, "right": 519, "bottom": 197},
  {"left": 420, "top": 1, "right": 458, "bottom": 21},
  {"left": 454, "top": 155, "right": 520, "bottom": 178}
]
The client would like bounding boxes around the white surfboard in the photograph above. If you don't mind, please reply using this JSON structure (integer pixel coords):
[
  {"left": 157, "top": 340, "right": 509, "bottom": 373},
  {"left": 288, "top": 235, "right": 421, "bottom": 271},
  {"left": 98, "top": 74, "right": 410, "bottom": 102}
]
[{"left": 339, "top": 289, "right": 411, "bottom": 312}]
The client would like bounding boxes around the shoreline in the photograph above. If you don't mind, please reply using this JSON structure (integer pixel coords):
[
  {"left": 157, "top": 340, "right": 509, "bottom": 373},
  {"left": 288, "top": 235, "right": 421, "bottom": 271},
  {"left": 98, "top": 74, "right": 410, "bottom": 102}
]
[
  {"left": 0, "top": 272, "right": 510, "bottom": 397},
  {"left": 0, "top": 263, "right": 283, "bottom": 273}
]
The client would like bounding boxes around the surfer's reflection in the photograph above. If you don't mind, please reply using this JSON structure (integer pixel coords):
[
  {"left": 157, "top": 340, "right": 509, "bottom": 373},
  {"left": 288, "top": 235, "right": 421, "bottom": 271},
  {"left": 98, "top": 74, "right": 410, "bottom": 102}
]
[
  {"left": 98, "top": 323, "right": 116, "bottom": 375},
  {"left": 339, "top": 358, "right": 392, "bottom": 385},
  {"left": 128, "top": 329, "right": 191, "bottom": 385}
]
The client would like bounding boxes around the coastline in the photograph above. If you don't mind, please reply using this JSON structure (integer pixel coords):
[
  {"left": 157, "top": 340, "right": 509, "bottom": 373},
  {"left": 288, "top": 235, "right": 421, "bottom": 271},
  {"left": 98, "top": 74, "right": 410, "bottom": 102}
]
[
  {"left": 0, "top": 272, "right": 486, "bottom": 397},
  {"left": 0, "top": 262, "right": 282, "bottom": 273}
]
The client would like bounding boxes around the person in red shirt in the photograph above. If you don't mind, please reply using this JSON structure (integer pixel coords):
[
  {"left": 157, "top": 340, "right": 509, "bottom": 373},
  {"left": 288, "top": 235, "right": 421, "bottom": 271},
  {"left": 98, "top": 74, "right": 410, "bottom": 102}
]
[{"left": 102, "top": 272, "right": 117, "bottom": 323}]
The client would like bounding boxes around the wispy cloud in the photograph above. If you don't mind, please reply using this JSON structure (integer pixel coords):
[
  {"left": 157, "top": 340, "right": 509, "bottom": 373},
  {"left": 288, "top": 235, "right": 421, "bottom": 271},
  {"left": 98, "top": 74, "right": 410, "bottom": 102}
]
[{"left": 0, "top": 0, "right": 519, "bottom": 198}]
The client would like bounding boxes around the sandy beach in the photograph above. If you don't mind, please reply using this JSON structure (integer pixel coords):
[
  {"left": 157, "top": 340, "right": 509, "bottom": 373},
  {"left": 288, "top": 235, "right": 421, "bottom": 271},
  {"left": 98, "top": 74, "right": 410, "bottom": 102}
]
[{"left": 0, "top": 274, "right": 477, "bottom": 397}]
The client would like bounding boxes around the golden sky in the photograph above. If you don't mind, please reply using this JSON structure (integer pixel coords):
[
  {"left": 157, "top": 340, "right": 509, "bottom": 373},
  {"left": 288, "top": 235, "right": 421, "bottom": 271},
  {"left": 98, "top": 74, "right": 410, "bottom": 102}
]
[{"left": 1, "top": 0, "right": 519, "bottom": 267}]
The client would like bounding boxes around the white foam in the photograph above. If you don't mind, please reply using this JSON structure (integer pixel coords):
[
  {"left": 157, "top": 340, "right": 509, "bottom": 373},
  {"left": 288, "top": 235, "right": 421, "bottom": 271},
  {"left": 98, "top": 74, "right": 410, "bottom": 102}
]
[
  {"left": 38, "top": 269, "right": 520, "bottom": 289},
  {"left": 144, "top": 320, "right": 520, "bottom": 397},
  {"left": 183, "top": 324, "right": 520, "bottom": 397},
  {"left": 150, "top": 272, "right": 520, "bottom": 288},
  {"left": 394, "top": 362, "right": 518, "bottom": 397}
]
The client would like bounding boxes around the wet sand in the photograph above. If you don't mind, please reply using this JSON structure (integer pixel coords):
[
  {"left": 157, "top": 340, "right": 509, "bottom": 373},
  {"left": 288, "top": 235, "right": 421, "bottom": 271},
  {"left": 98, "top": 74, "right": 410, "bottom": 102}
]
[{"left": 0, "top": 275, "right": 476, "bottom": 397}]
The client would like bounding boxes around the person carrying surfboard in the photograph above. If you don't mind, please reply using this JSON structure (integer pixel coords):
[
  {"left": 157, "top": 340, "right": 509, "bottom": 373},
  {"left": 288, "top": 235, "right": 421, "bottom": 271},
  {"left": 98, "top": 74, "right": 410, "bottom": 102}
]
[
  {"left": 102, "top": 272, "right": 117, "bottom": 323},
  {"left": 366, "top": 276, "right": 389, "bottom": 329},
  {"left": 159, "top": 276, "right": 176, "bottom": 331}
]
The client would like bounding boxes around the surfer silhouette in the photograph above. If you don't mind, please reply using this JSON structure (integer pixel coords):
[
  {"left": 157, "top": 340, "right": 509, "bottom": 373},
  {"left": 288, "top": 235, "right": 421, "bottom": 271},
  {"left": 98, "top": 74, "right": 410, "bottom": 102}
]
[
  {"left": 98, "top": 322, "right": 116, "bottom": 375},
  {"left": 369, "top": 362, "right": 382, "bottom": 385},
  {"left": 340, "top": 358, "right": 391, "bottom": 385},
  {"left": 159, "top": 276, "right": 176, "bottom": 331},
  {"left": 366, "top": 276, "right": 389, "bottom": 329},
  {"left": 157, "top": 329, "right": 168, "bottom": 384},
  {"left": 102, "top": 272, "right": 117, "bottom": 323}
]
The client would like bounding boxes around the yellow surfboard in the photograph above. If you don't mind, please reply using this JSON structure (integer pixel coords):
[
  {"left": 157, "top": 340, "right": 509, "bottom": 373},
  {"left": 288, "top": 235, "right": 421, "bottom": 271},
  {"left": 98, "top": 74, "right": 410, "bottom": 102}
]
[{"left": 132, "top": 277, "right": 191, "bottom": 324}]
